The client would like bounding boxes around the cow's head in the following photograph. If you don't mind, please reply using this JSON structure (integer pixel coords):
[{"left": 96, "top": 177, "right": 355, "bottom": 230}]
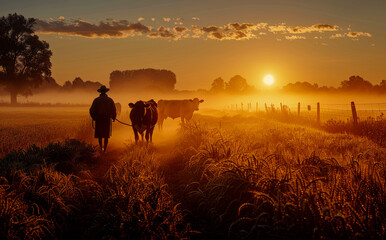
[
  {"left": 129, "top": 101, "right": 151, "bottom": 124},
  {"left": 190, "top": 98, "right": 204, "bottom": 110}
]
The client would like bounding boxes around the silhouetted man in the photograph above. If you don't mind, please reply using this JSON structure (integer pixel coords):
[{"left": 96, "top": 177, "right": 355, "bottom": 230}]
[{"left": 89, "top": 85, "right": 116, "bottom": 152}]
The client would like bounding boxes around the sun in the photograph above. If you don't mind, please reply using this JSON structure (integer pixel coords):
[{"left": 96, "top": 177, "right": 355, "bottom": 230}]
[{"left": 263, "top": 74, "right": 274, "bottom": 85}]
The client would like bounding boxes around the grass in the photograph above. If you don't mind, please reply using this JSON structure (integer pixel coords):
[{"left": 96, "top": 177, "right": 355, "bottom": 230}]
[
  {"left": 0, "top": 106, "right": 93, "bottom": 156},
  {"left": 160, "top": 115, "right": 385, "bottom": 239},
  {"left": 0, "top": 107, "right": 385, "bottom": 239}
]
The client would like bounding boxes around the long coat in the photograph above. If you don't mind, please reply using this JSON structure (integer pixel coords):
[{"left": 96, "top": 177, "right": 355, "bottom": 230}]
[{"left": 89, "top": 93, "right": 117, "bottom": 138}]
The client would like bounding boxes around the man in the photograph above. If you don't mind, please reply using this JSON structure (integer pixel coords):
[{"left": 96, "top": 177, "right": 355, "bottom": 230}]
[{"left": 89, "top": 85, "right": 116, "bottom": 152}]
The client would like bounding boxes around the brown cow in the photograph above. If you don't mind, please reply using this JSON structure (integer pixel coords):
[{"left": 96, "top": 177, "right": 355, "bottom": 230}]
[
  {"left": 129, "top": 99, "right": 158, "bottom": 144},
  {"left": 158, "top": 98, "right": 204, "bottom": 130}
]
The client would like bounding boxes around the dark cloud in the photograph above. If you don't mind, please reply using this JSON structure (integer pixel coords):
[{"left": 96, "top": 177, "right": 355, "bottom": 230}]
[
  {"left": 313, "top": 24, "right": 338, "bottom": 31},
  {"left": 174, "top": 26, "right": 187, "bottom": 33},
  {"left": 36, "top": 19, "right": 150, "bottom": 38},
  {"left": 202, "top": 26, "right": 222, "bottom": 32},
  {"left": 347, "top": 32, "right": 372, "bottom": 37},
  {"left": 208, "top": 32, "right": 225, "bottom": 39},
  {"left": 147, "top": 26, "right": 178, "bottom": 39},
  {"left": 208, "top": 31, "right": 253, "bottom": 40},
  {"left": 227, "top": 23, "right": 255, "bottom": 31}
]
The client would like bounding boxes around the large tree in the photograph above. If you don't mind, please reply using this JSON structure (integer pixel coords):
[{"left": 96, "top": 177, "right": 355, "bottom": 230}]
[
  {"left": 0, "top": 13, "right": 52, "bottom": 104},
  {"left": 210, "top": 77, "right": 225, "bottom": 93},
  {"left": 226, "top": 75, "right": 252, "bottom": 93}
]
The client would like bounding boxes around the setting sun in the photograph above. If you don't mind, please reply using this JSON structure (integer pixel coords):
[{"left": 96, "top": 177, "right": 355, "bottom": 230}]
[{"left": 263, "top": 74, "right": 274, "bottom": 85}]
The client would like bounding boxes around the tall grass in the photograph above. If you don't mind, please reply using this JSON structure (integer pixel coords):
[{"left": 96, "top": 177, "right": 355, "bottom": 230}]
[
  {"left": 159, "top": 116, "right": 385, "bottom": 239},
  {"left": 0, "top": 113, "right": 384, "bottom": 239}
]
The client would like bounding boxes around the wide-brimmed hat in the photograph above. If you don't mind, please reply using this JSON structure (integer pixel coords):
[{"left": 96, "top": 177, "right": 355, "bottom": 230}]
[{"left": 97, "top": 85, "right": 109, "bottom": 93}]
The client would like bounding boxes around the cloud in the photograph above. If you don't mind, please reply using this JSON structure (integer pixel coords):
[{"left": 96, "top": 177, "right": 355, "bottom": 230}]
[
  {"left": 227, "top": 23, "right": 256, "bottom": 31},
  {"left": 35, "top": 17, "right": 371, "bottom": 42},
  {"left": 330, "top": 33, "right": 344, "bottom": 39},
  {"left": 287, "top": 24, "right": 338, "bottom": 33},
  {"left": 330, "top": 32, "right": 372, "bottom": 39},
  {"left": 174, "top": 26, "right": 187, "bottom": 33},
  {"left": 202, "top": 25, "right": 223, "bottom": 32},
  {"left": 270, "top": 23, "right": 338, "bottom": 34},
  {"left": 208, "top": 31, "right": 254, "bottom": 40},
  {"left": 36, "top": 19, "right": 150, "bottom": 38},
  {"left": 312, "top": 24, "right": 338, "bottom": 31},
  {"left": 147, "top": 26, "right": 179, "bottom": 39},
  {"left": 269, "top": 24, "right": 287, "bottom": 33},
  {"left": 285, "top": 35, "right": 306, "bottom": 40},
  {"left": 347, "top": 32, "right": 372, "bottom": 38}
]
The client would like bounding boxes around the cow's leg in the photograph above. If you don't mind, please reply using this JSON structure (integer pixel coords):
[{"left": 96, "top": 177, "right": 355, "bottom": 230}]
[
  {"left": 145, "top": 128, "right": 150, "bottom": 144},
  {"left": 158, "top": 117, "right": 164, "bottom": 131},
  {"left": 133, "top": 128, "right": 139, "bottom": 144},
  {"left": 141, "top": 133, "right": 144, "bottom": 145},
  {"left": 149, "top": 126, "right": 155, "bottom": 143}
]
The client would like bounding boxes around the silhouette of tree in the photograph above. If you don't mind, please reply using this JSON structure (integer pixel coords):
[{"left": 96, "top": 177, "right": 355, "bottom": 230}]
[
  {"left": 210, "top": 77, "right": 225, "bottom": 93},
  {"left": 226, "top": 75, "right": 252, "bottom": 93},
  {"left": 282, "top": 81, "right": 321, "bottom": 92},
  {"left": 33, "top": 76, "right": 61, "bottom": 93},
  {"left": 62, "top": 77, "right": 102, "bottom": 92},
  {"left": 339, "top": 75, "right": 373, "bottom": 92},
  {"left": 0, "top": 13, "right": 52, "bottom": 104},
  {"left": 374, "top": 80, "right": 386, "bottom": 93},
  {"left": 109, "top": 68, "right": 176, "bottom": 92}
]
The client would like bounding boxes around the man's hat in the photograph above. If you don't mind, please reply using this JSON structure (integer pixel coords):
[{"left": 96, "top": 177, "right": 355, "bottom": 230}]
[{"left": 97, "top": 85, "right": 109, "bottom": 93}]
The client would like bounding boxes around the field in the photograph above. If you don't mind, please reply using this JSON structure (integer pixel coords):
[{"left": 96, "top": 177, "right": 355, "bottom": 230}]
[{"left": 0, "top": 107, "right": 385, "bottom": 239}]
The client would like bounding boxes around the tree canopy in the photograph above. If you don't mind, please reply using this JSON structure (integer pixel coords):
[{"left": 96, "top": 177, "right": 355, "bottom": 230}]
[
  {"left": 0, "top": 13, "right": 52, "bottom": 104},
  {"left": 109, "top": 68, "right": 176, "bottom": 93}
]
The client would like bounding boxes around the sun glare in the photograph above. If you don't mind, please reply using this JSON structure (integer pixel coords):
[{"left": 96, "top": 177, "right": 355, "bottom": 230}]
[{"left": 263, "top": 74, "right": 274, "bottom": 86}]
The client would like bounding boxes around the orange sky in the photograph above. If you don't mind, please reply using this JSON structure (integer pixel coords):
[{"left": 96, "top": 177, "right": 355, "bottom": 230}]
[{"left": 1, "top": 0, "right": 385, "bottom": 90}]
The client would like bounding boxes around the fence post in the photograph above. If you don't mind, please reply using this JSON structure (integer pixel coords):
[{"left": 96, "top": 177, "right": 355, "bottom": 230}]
[
  {"left": 256, "top": 102, "right": 258, "bottom": 112},
  {"left": 351, "top": 101, "right": 358, "bottom": 126},
  {"left": 298, "top": 102, "right": 300, "bottom": 117},
  {"left": 265, "top": 103, "right": 268, "bottom": 113},
  {"left": 280, "top": 102, "right": 283, "bottom": 112},
  {"left": 317, "top": 102, "right": 320, "bottom": 125},
  {"left": 236, "top": 104, "right": 238, "bottom": 111}
]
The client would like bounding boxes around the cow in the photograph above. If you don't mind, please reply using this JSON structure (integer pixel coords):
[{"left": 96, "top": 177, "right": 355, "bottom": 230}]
[
  {"left": 115, "top": 102, "right": 122, "bottom": 117},
  {"left": 158, "top": 98, "right": 204, "bottom": 130},
  {"left": 129, "top": 99, "right": 158, "bottom": 144}
]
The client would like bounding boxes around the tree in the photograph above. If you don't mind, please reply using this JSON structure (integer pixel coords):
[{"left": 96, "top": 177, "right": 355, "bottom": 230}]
[
  {"left": 0, "top": 13, "right": 52, "bottom": 104},
  {"left": 226, "top": 75, "right": 252, "bottom": 93},
  {"left": 339, "top": 75, "right": 373, "bottom": 92},
  {"left": 109, "top": 69, "right": 176, "bottom": 92},
  {"left": 210, "top": 77, "right": 225, "bottom": 93},
  {"left": 282, "top": 81, "right": 320, "bottom": 92}
]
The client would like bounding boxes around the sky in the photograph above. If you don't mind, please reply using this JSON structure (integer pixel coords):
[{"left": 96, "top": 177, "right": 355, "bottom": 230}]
[{"left": 1, "top": 0, "right": 385, "bottom": 90}]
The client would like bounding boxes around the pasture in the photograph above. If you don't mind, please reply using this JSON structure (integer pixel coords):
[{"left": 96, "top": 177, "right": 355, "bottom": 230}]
[{"left": 0, "top": 106, "right": 385, "bottom": 239}]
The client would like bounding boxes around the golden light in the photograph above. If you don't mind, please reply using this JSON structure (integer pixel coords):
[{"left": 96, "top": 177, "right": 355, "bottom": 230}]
[{"left": 263, "top": 74, "right": 274, "bottom": 85}]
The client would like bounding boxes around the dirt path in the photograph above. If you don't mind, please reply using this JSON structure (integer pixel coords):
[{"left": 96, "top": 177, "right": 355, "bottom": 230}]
[{"left": 88, "top": 117, "right": 182, "bottom": 183}]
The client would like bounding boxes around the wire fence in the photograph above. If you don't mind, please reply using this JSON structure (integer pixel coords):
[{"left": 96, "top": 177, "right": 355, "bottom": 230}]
[{"left": 225, "top": 102, "right": 386, "bottom": 124}]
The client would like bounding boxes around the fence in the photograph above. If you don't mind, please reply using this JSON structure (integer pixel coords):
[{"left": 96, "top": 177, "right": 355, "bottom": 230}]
[{"left": 225, "top": 101, "right": 386, "bottom": 125}]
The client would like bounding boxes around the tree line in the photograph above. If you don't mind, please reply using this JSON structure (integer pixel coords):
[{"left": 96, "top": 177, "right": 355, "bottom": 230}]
[{"left": 209, "top": 75, "right": 386, "bottom": 94}]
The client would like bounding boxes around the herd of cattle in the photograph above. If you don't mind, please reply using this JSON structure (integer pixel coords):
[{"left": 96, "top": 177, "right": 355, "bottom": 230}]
[{"left": 114, "top": 98, "right": 204, "bottom": 144}]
